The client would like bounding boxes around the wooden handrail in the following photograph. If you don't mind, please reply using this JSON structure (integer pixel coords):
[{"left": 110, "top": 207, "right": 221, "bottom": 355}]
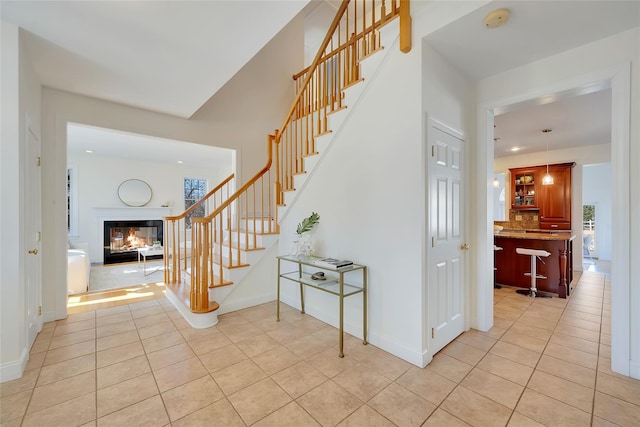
[
  {"left": 292, "top": 17, "right": 392, "bottom": 81},
  {"left": 276, "top": 1, "right": 350, "bottom": 142},
  {"left": 194, "top": 134, "right": 276, "bottom": 224},
  {"left": 165, "top": 173, "right": 235, "bottom": 221},
  {"left": 165, "top": 0, "right": 410, "bottom": 314}
]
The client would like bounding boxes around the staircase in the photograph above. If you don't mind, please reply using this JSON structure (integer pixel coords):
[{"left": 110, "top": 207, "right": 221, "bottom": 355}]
[{"left": 163, "top": 0, "right": 411, "bottom": 328}]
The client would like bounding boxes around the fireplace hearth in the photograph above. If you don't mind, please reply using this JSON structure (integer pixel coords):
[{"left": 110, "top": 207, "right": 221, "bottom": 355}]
[{"left": 103, "top": 220, "right": 163, "bottom": 264}]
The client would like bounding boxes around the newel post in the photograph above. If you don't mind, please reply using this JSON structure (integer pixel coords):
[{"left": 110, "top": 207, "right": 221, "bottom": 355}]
[{"left": 399, "top": 0, "right": 412, "bottom": 53}]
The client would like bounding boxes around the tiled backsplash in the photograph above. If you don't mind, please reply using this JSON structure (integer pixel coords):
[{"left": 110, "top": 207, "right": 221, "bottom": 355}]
[{"left": 495, "top": 210, "right": 540, "bottom": 230}]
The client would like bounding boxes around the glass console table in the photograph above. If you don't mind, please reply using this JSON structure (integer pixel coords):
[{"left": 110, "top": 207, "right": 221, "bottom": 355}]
[{"left": 276, "top": 255, "right": 367, "bottom": 358}]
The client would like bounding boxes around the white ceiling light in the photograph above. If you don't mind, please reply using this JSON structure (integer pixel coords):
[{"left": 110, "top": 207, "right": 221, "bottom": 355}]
[
  {"left": 484, "top": 8, "right": 510, "bottom": 29},
  {"left": 510, "top": 147, "right": 520, "bottom": 152}
]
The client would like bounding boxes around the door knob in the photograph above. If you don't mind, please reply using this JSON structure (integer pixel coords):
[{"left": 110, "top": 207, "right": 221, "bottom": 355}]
[
  {"left": 460, "top": 244, "right": 470, "bottom": 250},
  {"left": 28, "top": 249, "right": 38, "bottom": 255}
]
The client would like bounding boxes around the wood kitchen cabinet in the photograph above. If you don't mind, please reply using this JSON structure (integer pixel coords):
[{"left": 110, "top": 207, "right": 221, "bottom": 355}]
[
  {"left": 539, "top": 162, "right": 575, "bottom": 230},
  {"left": 510, "top": 167, "right": 539, "bottom": 209}
]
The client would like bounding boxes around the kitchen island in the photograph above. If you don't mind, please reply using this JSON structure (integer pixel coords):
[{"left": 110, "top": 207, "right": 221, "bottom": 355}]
[{"left": 494, "top": 231, "right": 576, "bottom": 298}]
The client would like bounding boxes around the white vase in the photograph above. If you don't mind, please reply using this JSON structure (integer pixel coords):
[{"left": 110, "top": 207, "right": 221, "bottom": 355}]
[{"left": 290, "top": 233, "right": 314, "bottom": 258}]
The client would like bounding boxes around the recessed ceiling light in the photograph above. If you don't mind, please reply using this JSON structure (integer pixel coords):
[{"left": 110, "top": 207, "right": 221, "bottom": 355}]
[
  {"left": 494, "top": 137, "right": 501, "bottom": 143},
  {"left": 85, "top": 149, "right": 94, "bottom": 153},
  {"left": 484, "top": 8, "right": 510, "bottom": 29},
  {"left": 510, "top": 147, "right": 520, "bottom": 152},
  {"left": 177, "top": 160, "right": 184, "bottom": 164}
]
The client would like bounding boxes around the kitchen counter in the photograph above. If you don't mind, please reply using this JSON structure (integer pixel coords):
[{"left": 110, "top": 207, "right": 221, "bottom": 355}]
[
  {"left": 496, "top": 231, "right": 574, "bottom": 241},
  {"left": 494, "top": 233, "right": 575, "bottom": 298}
]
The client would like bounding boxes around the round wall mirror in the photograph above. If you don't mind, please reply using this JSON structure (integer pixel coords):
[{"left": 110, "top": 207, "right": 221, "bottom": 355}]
[{"left": 118, "top": 179, "right": 152, "bottom": 207}]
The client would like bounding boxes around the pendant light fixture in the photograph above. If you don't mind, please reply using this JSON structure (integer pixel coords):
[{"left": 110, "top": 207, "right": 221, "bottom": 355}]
[{"left": 542, "top": 128, "right": 554, "bottom": 185}]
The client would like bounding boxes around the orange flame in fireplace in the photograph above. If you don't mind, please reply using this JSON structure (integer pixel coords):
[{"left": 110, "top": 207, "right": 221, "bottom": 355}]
[{"left": 126, "top": 228, "right": 146, "bottom": 249}]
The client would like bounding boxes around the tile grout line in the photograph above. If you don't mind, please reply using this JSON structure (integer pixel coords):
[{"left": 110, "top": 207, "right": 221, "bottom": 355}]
[
  {"left": 20, "top": 320, "right": 57, "bottom": 424},
  {"left": 590, "top": 273, "right": 607, "bottom": 426},
  {"left": 485, "top": 290, "right": 539, "bottom": 426},
  {"left": 12, "top": 273, "right": 627, "bottom": 426},
  {"left": 423, "top": 287, "right": 538, "bottom": 426}
]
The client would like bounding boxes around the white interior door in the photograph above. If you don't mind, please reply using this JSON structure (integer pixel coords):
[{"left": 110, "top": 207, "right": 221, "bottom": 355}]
[
  {"left": 428, "top": 120, "right": 465, "bottom": 355},
  {"left": 26, "top": 120, "right": 43, "bottom": 348}
]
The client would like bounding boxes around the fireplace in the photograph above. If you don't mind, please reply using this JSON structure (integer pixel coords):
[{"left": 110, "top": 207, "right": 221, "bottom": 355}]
[{"left": 103, "top": 220, "right": 163, "bottom": 264}]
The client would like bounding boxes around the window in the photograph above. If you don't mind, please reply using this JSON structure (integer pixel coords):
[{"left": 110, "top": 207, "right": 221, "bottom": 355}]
[
  {"left": 583, "top": 204, "right": 596, "bottom": 255},
  {"left": 67, "top": 165, "right": 78, "bottom": 236},
  {"left": 184, "top": 178, "right": 208, "bottom": 228}
]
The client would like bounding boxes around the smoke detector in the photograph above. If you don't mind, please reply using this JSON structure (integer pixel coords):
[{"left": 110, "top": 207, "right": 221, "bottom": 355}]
[{"left": 484, "top": 8, "right": 510, "bottom": 29}]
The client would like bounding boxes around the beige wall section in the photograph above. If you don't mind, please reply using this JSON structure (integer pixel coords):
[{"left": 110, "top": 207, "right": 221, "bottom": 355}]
[
  {"left": 39, "top": 15, "right": 305, "bottom": 322},
  {"left": 1, "top": 24, "right": 42, "bottom": 381}
]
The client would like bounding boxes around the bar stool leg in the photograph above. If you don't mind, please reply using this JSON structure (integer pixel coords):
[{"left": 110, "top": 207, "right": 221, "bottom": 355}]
[{"left": 515, "top": 248, "right": 552, "bottom": 298}]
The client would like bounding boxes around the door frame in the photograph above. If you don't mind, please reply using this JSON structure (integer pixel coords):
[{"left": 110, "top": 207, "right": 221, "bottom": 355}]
[
  {"left": 25, "top": 115, "right": 43, "bottom": 348},
  {"left": 475, "top": 64, "right": 631, "bottom": 376},
  {"left": 423, "top": 115, "right": 467, "bottom": 366}
]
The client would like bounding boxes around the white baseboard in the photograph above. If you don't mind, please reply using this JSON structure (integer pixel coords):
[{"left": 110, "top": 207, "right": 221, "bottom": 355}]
[
  {"left": 280, "top": 294, "right": 424, "bottom": 367},
  {"left": 218, "top": 292, "right": 276, "bottom": 315},
  {"left": 368, "top": 330, "right": 425, "bottom": 368},
  {"left": 0, "top": 347, "right": 28, "bottom": 383},
  {"left": 630, "top": 359, "right": 640, "bottom": 380},
  {"left": 43, "top": 310, "right": 57, "bottom": 323}
]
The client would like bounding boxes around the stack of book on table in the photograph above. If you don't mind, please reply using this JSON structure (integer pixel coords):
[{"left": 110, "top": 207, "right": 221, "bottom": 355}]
[{"left": 312, "top": 257, "right": 353, "bottom": 269}]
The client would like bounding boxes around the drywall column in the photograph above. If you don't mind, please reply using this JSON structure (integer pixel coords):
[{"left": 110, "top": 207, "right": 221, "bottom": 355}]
[{"left": 0, "top": 22, "right": 27, "bottom": 382}]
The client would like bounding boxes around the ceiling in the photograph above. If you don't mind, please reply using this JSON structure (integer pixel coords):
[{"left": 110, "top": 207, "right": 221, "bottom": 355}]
[
  {"left": 493, "top": 87, "right": 612, "bottom": 158},
  {"left": 0, "top": 0, "right": 311, "bottom": 119},
  {"left": 2, "top": 1, "right": 639, "bottom": 162},
  {"left": 424, "top": 1, "right": 640, "bottom": 82},
  {"left": 424, "top": 0, "right": 639, "bottom": 158},
  {"left": 66, "top": 123, "right": 234, "bottom": 170}
]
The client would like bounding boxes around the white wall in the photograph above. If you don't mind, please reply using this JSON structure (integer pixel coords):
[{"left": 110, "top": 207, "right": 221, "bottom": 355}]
[
  {"left": 67, "top": 152, "right": 232, "bottom": 262},
  {"left": 38, "top": 16, "right": 305, "bottom": 324},
  {"left": 0, "top": 24, "right": 42, "bottom": 381},
  {"left": 276, "top": 3, "right": 478, "bottom": 367},
  {"left": 582, "top": 163, "right": 612, "bottom": 261},
  {"left": 278, "top": 31, "right": 425, "bottom": 365},
  {"left": 478, "top": 27, "right": 639, "bottom": 378}
]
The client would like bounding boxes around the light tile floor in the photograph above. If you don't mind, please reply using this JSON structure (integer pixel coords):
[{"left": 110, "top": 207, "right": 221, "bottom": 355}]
[{"left": 2, "top": 271, "right": 639, "bottom": 426}]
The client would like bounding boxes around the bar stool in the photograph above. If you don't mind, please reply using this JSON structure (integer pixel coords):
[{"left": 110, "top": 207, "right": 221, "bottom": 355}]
[
  {"left": 515, "top": 247, "right": 552, "bottom": 298},
  {"left": 493, "top": 245, "right": 502, "bottom": 289}
]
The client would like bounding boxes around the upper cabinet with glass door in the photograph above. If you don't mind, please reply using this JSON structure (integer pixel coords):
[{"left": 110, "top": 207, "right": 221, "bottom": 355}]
[{"left": 510, "top": 167, "right": 539, "bottom": 209}]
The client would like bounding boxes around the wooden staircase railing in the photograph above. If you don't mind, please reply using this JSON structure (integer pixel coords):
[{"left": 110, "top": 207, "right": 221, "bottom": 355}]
[
  {"left": 164, "top": 174, "right": 235, "bottom": 287},
  {"left": 164, "top": 0, "right": 411, "bottom": 313},
  {"left": 276, "top": 0, "right": 410, "bottom": 203}
]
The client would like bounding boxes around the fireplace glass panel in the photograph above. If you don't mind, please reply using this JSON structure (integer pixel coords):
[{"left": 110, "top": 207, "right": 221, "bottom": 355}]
[
  {"left": 109, "top": 226, "right": 157, "bottom": 253},
  {"left": 103, "top": 220, "right": 163, "bottom": 264}
]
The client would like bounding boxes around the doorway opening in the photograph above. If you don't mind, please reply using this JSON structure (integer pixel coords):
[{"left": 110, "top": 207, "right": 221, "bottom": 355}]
[
  {"left": 65, "top": 122, "right": 236, "bottom": 294},
  {"left": 582, "top": 204, "right": 596, "bottom": 263}
]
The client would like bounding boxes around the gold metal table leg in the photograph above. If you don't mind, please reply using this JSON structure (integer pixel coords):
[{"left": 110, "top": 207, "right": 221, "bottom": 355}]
[
  {"left": 339, "top": 271, "right": 344, "bottom": 358},
  {"left": 363, "top": 266, "right": 368, "bottom": 345},
  {"left": 276, "top": 258, "right": 281, "bottom": 322},
  {"left": 299, "top": 263, "right": 305, "bottom": 314}
]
